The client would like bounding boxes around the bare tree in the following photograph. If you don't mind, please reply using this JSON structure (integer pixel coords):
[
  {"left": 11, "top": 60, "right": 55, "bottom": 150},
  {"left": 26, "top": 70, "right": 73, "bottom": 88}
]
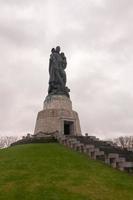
[
  {"left": 0, "top": 136, "right": 18, "bottom": 148},
  {"left": 113, "top": 136, "right": 133, "bottom": 149}
]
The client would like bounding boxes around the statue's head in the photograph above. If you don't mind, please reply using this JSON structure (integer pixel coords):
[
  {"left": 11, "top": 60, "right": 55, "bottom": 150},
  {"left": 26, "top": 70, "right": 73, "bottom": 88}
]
[
  {"left": 61, "top": 52, "right": 65, "bottom": 57},
  {"left": 56, "top": 46, "right": 61, "bottom": 53}
]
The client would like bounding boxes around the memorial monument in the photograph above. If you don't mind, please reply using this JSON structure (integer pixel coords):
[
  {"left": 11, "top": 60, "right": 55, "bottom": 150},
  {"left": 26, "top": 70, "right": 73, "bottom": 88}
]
[{"left": 34, "top": 46, "right": 81, "bottom": 136}]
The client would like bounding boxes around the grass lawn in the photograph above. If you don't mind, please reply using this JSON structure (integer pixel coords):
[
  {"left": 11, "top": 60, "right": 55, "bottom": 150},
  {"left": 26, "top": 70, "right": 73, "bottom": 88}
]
[{"left": 0, "top": 143, "right": 133, "bottom": 200}]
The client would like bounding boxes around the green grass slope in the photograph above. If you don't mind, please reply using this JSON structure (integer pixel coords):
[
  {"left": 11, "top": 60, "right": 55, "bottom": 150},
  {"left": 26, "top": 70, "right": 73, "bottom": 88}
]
[{"left": 0, "top": 143, "right": 133, "bottom": 200}]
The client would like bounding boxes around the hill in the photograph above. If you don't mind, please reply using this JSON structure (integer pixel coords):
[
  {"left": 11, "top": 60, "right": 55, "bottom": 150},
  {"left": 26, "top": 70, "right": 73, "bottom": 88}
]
[{"left": 0, "top": 143, "right": 133, "bottom": 200}]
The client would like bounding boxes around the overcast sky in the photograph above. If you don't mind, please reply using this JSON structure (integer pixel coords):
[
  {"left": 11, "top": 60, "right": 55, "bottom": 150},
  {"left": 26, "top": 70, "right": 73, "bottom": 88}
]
[{"left": 0, "top": 0, "right": 133, "bottom": 139}]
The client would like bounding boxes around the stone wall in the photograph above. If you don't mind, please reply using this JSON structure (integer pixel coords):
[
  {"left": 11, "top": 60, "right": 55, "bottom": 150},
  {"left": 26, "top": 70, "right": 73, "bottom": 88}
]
[{"left": 34, "top": 95, "right": 81, "bottom": 136}]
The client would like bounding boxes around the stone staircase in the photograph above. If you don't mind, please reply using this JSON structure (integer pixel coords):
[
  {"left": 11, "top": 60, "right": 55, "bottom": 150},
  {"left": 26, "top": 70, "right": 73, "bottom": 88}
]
[
  {"left": 11, "top": 132, "right": 133, "bottom": 173},
  {"left": 55, "top": 134, "right": 133, "bottom": 173}
]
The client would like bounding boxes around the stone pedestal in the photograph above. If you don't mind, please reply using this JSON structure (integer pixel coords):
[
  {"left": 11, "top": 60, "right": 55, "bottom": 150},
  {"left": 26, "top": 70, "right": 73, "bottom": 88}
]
[{"left": 34, "top": 95, "right": 81, "bottom": 136}]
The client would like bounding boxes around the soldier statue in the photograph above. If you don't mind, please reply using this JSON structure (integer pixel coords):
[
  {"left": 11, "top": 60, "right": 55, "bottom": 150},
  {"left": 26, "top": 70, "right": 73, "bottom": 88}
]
[{"left": 48, "top": 46, "right": 70, "bottom": 97}]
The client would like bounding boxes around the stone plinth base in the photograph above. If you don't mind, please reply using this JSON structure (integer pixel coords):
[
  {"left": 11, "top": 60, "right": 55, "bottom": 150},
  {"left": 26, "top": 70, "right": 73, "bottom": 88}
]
[{"left": 34, "top": 95, "right": 81, "bottom": 136}]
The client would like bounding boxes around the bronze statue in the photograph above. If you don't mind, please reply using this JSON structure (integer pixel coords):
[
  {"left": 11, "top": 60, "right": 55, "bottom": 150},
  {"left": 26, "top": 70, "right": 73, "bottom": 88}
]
[{"left": 48, "top": 46, "right": 70, "bottom": 97}]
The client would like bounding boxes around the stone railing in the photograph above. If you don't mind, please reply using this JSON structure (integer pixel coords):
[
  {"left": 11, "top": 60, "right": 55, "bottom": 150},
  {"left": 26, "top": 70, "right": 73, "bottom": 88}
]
[{"left": 54, "top": 133, "right": 133, "bottom": 173}]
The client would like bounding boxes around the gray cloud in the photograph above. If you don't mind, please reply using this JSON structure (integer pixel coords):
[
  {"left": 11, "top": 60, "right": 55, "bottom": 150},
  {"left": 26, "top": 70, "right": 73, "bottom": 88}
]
[{"left": 0, "top": 0, "right": 133, "bottom": 139}]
